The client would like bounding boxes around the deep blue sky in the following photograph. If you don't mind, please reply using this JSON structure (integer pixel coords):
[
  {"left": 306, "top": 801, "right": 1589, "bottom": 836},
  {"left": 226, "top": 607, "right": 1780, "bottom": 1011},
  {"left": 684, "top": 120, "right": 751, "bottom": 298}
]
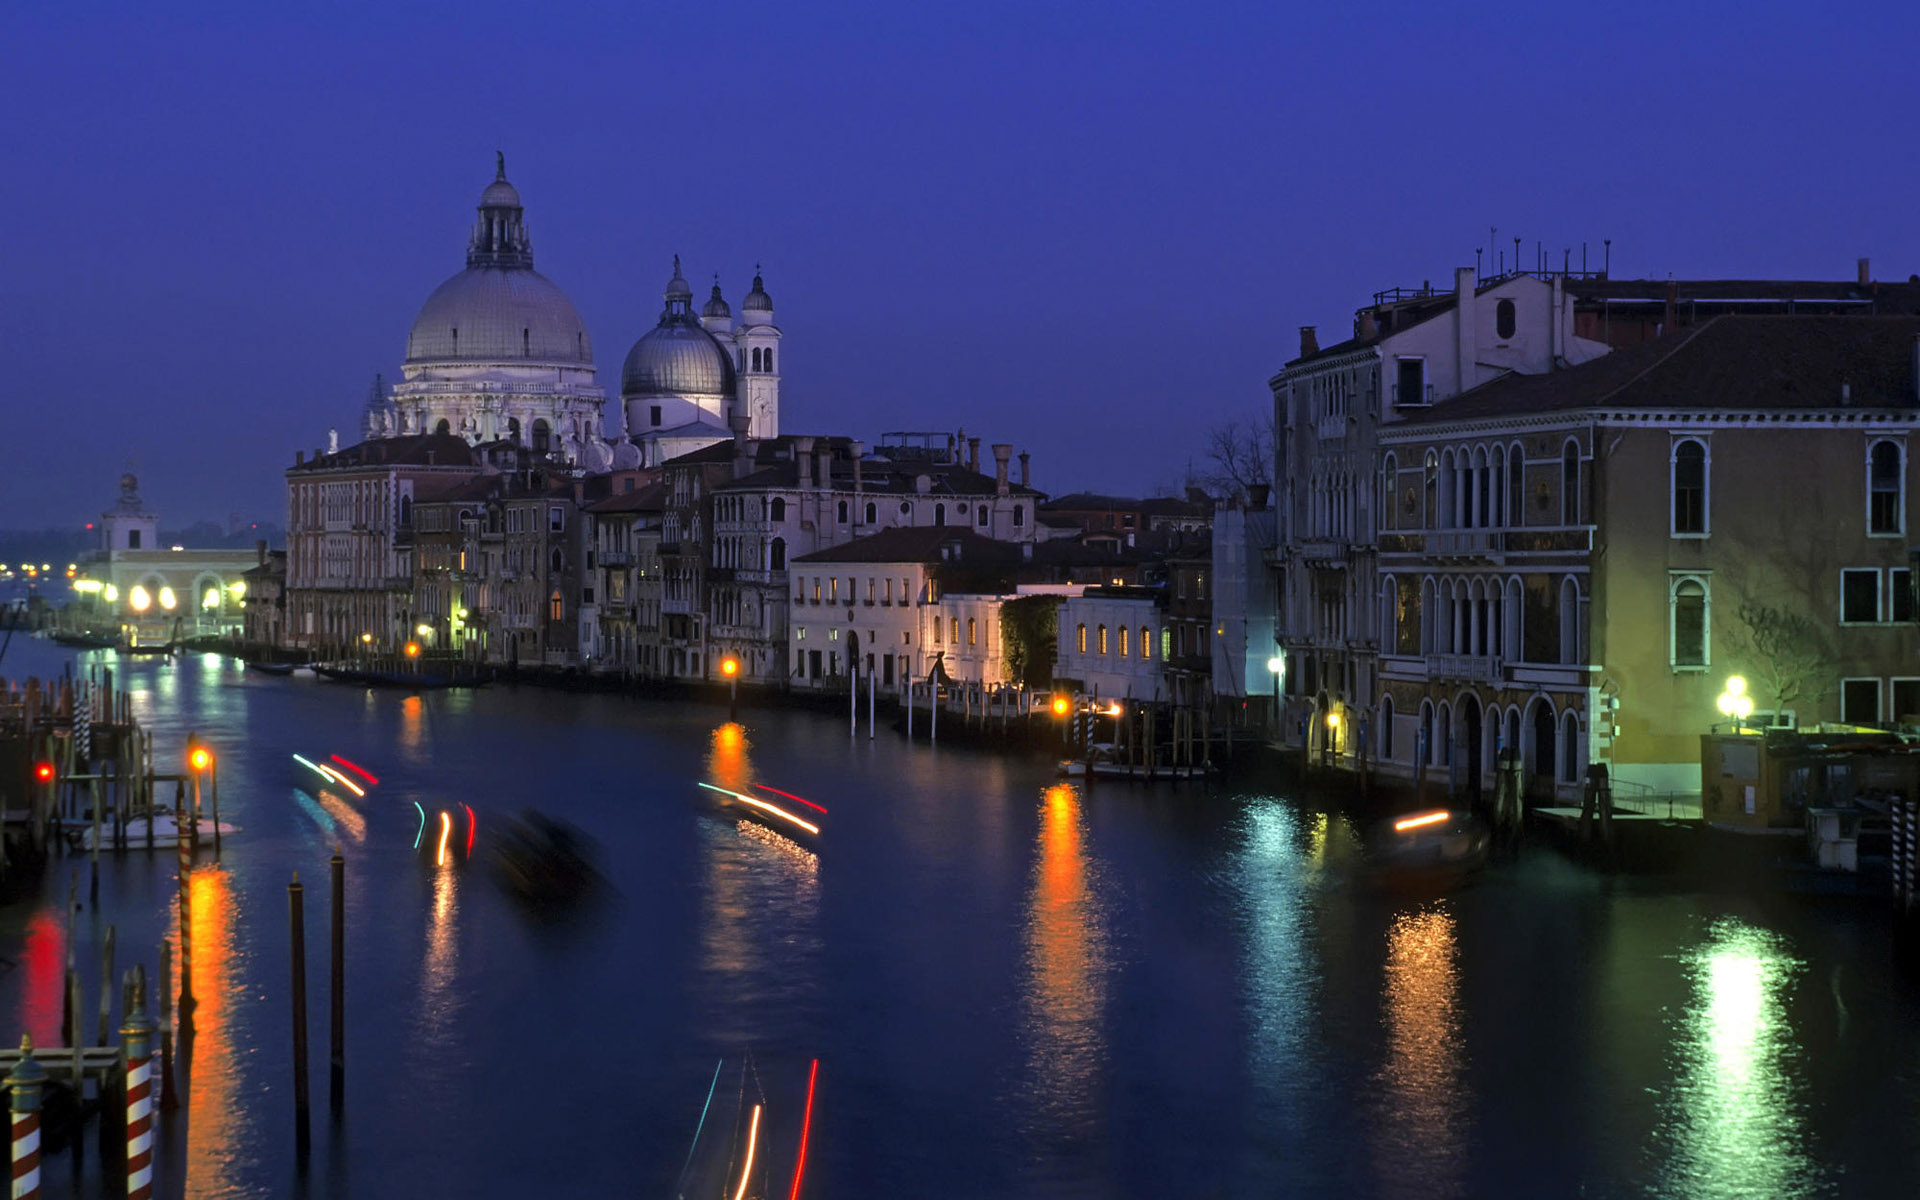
[{"left": 6, "top": 1, "right": 1917, "bottom": 528}]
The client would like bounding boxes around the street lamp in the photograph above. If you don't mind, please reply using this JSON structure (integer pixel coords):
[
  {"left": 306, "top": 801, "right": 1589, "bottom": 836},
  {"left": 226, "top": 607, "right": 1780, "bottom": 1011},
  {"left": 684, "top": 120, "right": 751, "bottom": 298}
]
[
  {"left": 722, "top": 654, "right": 740, "bottom": 718},
  {"left": 1324, "top": 709, "right": 1341, "bottom": 767},
  {"left": 1717, "top": 675, "right": 1754, "bottom": 733},
  {"left": 1267, "top": 653, "right": 1285, "bottom": 737}
]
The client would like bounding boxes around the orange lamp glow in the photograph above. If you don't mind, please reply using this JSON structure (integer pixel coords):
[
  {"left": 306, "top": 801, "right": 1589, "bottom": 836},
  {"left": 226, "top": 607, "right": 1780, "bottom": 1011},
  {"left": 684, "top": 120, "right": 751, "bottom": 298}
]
[
  {"left": 33, "top": 762, "right": 55, "bottom": 783},
  {"left": 721, "top": 656, "right": 739, "bottom": 677},
  {"left": 404, "top": 641, "right": 421, "bottom": 658},
  {"left": 189, "top": 747, "right": 213, "bottom": 772},
  {"left": 1051, "top": 696, "right": 1071, "bottom": 717}
]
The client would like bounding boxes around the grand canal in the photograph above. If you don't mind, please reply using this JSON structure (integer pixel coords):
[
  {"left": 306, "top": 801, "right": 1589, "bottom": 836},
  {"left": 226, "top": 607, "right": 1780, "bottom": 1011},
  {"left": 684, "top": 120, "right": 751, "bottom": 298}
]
[{"left": 2, "top": 638, "right": 1917, "bottom": 1197}]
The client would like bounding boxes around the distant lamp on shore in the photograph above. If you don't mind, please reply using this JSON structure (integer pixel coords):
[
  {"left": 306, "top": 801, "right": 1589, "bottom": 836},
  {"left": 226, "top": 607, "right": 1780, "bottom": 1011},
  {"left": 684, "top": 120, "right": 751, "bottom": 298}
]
[
  {"left": 129, "top": 585, "right": 151, "bottom": 613},
  {"left": 202, "top": 587, "right": 220, "bottom": 610},
  {"left": 1717, "top": 675, "right": 1754, "bottom": 733},
  {"left": 404, "top": 642, "right": 421, "bottom": 659},
  {"left": 157, "top": 586, "right": 177, "bottom": 611},
  {"left": 1051, "top": 695, "right": 1071, "bottom": 717}
]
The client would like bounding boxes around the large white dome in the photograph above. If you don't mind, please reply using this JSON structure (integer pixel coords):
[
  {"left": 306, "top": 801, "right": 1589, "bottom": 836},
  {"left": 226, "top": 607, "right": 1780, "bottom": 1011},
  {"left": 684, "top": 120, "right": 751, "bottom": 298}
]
[{"left": 406, "top": 267, "right": 593, "bottom": 366}]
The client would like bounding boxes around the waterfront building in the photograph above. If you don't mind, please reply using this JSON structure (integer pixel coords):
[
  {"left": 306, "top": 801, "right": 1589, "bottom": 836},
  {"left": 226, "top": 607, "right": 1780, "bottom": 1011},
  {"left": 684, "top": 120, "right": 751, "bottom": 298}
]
[
  {"left": 1272, "top": 267, "right": 1611, "bottom": 760},
  {"left": 239, "top": 548, "right": 287, "bottom": 652},
  {"left": 1054, "top": 586, "right": 1165, "bottom": 701},
  {"left": 1374, "top": 314, "right": 1920, "bottom": 804},
  {"left": 583, "top": 480, "right": 665, "bottom": 675},
  {"left": 1211, "top": 493, "right": 1280, "bottom": 728},
  {"left": 283, "top": 433, "right": 481, "bottom": 655},
  {"left": 1162, "top": 531, "right": 1216, "bottom": 711},
  {"left": 380, "top": 158, "right": 612, "bottom": 469},
  {"left": 72, "top": 474, "right": 259, "bottom": 644}
]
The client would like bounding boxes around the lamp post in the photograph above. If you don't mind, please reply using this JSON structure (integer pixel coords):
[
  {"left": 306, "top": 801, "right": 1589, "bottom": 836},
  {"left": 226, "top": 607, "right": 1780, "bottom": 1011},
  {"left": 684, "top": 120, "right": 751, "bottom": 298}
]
[
  {"left": 1717, "top": 675, "right": 1754, "bottom": 733},
  {"left": 722, "top": 655, "right": 739, "bottom": 720},
  {"left": 1324, "top": 709, "right": 1341, "bottom": 768},
  {"left": 1266, "top": 653, "right": 1285, "bottom": 740}
]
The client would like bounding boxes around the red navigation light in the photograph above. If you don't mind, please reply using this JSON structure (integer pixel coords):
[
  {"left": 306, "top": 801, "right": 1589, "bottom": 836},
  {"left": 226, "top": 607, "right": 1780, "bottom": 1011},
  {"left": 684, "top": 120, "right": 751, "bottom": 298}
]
[
  {"left": 328, "top": 755, "right": 380, "bottom": 786},
  {"left": 752, "top": 783, "right": 828, "bottom": 815},
  {"left": 33, "top": 762, "right": 55, "bottom": 784}
]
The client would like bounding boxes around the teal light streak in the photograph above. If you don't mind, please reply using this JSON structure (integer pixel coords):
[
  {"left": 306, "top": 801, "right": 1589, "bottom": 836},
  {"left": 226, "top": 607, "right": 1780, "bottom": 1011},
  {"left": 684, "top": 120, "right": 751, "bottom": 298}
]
[{"left": 413, "top": 801, "right": 427, "bottom": 850}]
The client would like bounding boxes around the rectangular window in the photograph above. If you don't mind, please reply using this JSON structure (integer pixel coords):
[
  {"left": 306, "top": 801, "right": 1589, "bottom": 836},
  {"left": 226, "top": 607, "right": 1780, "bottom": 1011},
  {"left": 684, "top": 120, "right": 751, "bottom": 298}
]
[
  {"left": 1894, "top": 678, "right": 1920, "bottom": 725},
  {"left": 867, "top": 578, "right": 875, "bottom": 604},
  {"left": 951, "top": 617, "right": 960, "bottom": 645},
  {"left": 1395, "top": 358, "right": 1425, "bottom": 406},
  {"left": 1894, "top": 568, "right": 1914, "bottom": 624},
  {"left": 829, "top": 577, "right": 838, "bottom": 604},
  {"left": 1842, "top": 677, "right": 1882, "bottom": 726},
  {"left": 1841, "top": 568, "right": 1881, "bottom": 623},
  {"left": 812, "top": 578, "right": 820, "bottom": 603}
]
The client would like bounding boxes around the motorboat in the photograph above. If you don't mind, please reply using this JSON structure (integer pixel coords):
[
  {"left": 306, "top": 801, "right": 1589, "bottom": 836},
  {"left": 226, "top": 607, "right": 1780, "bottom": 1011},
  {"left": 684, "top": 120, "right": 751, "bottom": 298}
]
[
  {"left": 697, "top": 781, "right": 823, "bottom": 844},
  {"left": 490, "top": 811, "right": 604, "bottom": 904},
  {"left": 1370, "top": 809, "right": 1489, "bottom": 888}
]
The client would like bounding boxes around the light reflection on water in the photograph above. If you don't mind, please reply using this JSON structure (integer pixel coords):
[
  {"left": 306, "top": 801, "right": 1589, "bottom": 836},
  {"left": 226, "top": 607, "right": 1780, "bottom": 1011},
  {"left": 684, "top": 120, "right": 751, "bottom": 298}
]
[
  {"left": 1653, "top": 917, "right": 1828, "bottom": 1199},
  {"left": 1017, "top": 783, "right": 1110, "bottom": 1179},
  {"left": 1372, "top": 905, "right": 1468, "bottom": 1200},
  {"left": 414, "top": 861, "right": 463, "bottom": 1058},
  {"left": 184, "top": 864, "right": 251, "bottom": 1196},
  {"left": 1235, "top": 802, "right": 1320, "bottom": 1175}
]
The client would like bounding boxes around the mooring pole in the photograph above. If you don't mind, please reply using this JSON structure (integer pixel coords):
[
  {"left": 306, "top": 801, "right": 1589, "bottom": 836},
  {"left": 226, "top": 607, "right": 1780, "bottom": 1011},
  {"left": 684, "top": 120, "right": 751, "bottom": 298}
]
[
  {"left": 289, "top": 872, "right": 311, "bottom": 1164},
  {"left": 7, "top": 1036, "right": 47, "bottom": 1200},
  {"left": 868, "top": 663, "right": 876, "bottom": 740},
  {"left": 122, "top": 972, "right": 157, "bottom": 1200},
  {"left": 906, "top": 681, "right": 914, "bottom": 741},
  {"left": 97, "top": 924, "right": 115, "bottom": 1047},
  {"left": 176, "top": 782, "right": 195, "bottom": 1036},
  {"left": 210, "top": 757, "right": 221, "bottom": 856},
  {"left": 329, "top": 848, "right": 344, "bottom": 1117},
  {"left": 157, "top": 939, "right": 176, "bottom": 1110}
]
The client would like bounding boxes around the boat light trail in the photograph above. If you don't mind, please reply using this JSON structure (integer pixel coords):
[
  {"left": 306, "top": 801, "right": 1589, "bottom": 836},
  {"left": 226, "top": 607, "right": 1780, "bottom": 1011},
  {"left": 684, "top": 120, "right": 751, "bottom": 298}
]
[
  {"left": 752, "top": 783, "right": 828, "bottom": 815},
  {"left": 436, "top": 811, "right": 452, "bottom": 866},
  {"left": 313, "top": 764, "right": 366, "bottom": 798},
  {"left": 328, "top": 755, "right": 380, "bottom": 786},
  {"left": 788, "top": 1058, "right": 819, "bottom": 1200},
  {"left": 698, "top": 783, "right": 821, "bottom": 836},
  {"left": 680, "top": 1059, "right": 724, "bottom": 1182},
  {"left": 462, "top": 803, "right": 476, "bottom": 857},
  {"left": 1394, "top": 811, "right": 1450, "bottom": 833},
  {"left": 413, "top": 802, "right": 426, "bottom": 850},
  {"left": 291, "top": 754, "right": 334, "bottom": 785},
  {"left": 731, "top": 1104, "right": 762, "bottom": 1200}
]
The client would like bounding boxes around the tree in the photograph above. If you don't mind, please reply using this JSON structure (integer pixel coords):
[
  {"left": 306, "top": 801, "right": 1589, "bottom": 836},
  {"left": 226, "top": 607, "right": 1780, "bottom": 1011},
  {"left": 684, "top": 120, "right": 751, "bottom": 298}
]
[
  {"left": 999, "top": 594, "right": 1061, "bottom": 689},
  {"left": 1192, "top": 413, "right": 1274, "bottom": 502},
  {"left": 1724, "top": 601, "right": 1832, "bottom": 720}
]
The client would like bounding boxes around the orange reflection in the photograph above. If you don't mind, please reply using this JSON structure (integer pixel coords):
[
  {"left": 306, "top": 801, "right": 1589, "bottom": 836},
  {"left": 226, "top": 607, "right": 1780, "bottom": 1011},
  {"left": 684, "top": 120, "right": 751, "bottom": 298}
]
[
  {"left": 1020, "top": 784, "right": 1108, "bottom": 1136},
  {"left": 707, "top": 722, "right": 751, "bottom": 794},
  {"left": 422, "top": 862, "right": 459, "bottom": 1020},
  {"left": 1372, "top": 906, "right": 1467, "bottom": 1199},
  {"left": 312, "top": 789, "right": 367, "bottom": 842},
  {"left": 398, "top": 693, "right": 425, "bottom": 757},
  {"left": 183, "top": 864, "right": 239, "bottom": 1196}
]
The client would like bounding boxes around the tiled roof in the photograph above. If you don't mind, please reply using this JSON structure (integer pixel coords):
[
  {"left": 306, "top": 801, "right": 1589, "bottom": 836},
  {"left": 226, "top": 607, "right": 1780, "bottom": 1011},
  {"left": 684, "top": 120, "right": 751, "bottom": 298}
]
[
  {"left": 291, "top": 433, "right": 475, "bottom": 473},
  {"left": 584, "top": 482, "right": 666, "bottom": 513},
  {"left": 1041, "top": 492, "right": 1140, "bottom": 511},
  {"left": 792, "top": 527, "right": 1026, "bottom": 565},
  {"left": 1396, "top": 315, "right": 1920, "bottom": 425}
]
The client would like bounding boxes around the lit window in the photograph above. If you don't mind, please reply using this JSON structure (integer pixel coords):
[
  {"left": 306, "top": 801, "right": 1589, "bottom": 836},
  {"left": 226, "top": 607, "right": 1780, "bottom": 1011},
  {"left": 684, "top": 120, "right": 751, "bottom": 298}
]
[
  {"left": 1119, "top": 626, "right": 1130, "bottom": 657},
  {"left": 1141, "top": 626, "right": 1151, "bottom": 659},
  {"left": 1077, "top": 623, "right": 1087, "bottom": 653},
  {"left": 950, "top": 616, "right": 960, "bottom": 644},
  {"left": 1097, "top": 624, "right": 1108, "bottom": 654},
  {"left": 549, "top": 590, "right": 563, "bottom": 621},
  {"left": 967, "top": 617, "right": 977, "bottom": 646}
]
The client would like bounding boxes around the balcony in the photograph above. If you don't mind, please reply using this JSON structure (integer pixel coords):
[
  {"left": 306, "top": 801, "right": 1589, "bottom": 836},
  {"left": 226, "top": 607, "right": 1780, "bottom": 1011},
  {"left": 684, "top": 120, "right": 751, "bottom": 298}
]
[
  {"left": 1298, "top": 539, "right": 1349, "bottom": 568},
  {"left": 1428, "top": 530, "right": 1502, "bottom": 561},
  {"left": 601, "top": 550, "right": 634, "bottom": 567},
  {"left": 1425, "top": 653, "right": 1500, "bottom": 683},
  {"left": 1392, "top": 383, "right": 1435, "bottom": 408}
]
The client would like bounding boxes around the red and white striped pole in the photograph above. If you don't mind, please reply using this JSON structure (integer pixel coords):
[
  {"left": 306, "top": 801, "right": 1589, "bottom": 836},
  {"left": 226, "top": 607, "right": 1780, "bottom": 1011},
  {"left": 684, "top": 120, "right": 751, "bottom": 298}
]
[
  {"left": 6, "top": 1036, "right": 47, "bottom": 1200},
  {"left": 122, "top": 980, "right": 158, "bottom": 1199}
]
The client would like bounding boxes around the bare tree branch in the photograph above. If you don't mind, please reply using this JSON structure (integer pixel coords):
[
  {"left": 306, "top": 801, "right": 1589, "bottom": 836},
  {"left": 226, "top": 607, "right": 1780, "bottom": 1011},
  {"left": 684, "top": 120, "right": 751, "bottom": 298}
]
[{"left": 1192, "top": 413, "right": 1274, "bottom": 501}]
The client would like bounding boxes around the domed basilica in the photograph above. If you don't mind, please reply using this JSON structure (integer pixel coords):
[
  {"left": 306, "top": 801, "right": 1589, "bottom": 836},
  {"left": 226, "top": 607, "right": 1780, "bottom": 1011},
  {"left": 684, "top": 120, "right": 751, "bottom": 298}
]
[{"left": 366, "top": 157, "right": 781, "bottom": 470}]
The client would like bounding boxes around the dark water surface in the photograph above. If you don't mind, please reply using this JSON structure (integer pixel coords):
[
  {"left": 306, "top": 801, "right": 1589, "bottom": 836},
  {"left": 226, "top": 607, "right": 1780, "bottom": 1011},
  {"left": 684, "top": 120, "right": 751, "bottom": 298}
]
[{"left": 3, "top": 640, "right": 1918, "bottom": 1198}]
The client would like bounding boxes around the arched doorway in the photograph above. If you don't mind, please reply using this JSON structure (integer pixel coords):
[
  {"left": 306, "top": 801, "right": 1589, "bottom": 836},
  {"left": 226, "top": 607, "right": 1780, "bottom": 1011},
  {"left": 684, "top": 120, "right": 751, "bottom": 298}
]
[
  {"left": 1528, "top": 699, "right": 1557, "bottom": 793},
  {"left": 1460, "top": 693, "right": 1483, "bottom": 805}
]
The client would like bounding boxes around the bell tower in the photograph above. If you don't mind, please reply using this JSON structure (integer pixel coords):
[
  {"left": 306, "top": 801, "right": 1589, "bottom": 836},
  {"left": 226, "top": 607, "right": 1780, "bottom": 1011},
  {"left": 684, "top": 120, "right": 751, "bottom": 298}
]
[{"left": 737, "top": 266, "right": 781, "bottom": 438}]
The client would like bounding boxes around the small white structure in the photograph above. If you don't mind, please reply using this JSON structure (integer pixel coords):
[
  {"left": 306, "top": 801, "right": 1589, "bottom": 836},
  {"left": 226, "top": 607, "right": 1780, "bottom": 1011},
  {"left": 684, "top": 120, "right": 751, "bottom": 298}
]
[{"left": 1055, "top": 588, "right": 1165, "bottom": 700}]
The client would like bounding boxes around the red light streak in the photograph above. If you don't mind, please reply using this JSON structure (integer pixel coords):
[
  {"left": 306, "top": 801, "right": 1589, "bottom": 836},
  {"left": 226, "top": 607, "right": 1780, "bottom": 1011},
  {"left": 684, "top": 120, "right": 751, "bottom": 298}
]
[
  {"left": 752, "top": 783, "right": 827, "bottom": 815},
  {"left": 328, "top": 755, "right": 380, "bottom": 786},
  {"left": 462, "top": 803, "right": 476, "bottom": 857},
  {"left": 697, "top": 783, "right": 821, "bottom": 836},
  {"left": 788, "top": 1058, "right": 819, "bottom": 1200}
]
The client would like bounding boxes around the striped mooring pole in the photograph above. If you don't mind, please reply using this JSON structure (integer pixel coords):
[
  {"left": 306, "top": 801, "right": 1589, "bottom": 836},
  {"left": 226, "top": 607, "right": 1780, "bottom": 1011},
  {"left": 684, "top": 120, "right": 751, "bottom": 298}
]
[
  {"left": 6, "top": 1036, "right": 47, "bottom": 1200},
  {"left": 122, "top": 979, "right": 158, "bottom": 1199}
]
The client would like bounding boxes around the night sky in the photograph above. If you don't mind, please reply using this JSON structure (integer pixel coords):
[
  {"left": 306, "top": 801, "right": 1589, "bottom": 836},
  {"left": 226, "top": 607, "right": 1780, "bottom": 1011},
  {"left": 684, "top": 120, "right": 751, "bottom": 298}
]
[{"left": 7, "top": 1, "right": 1917, "bottom": 528}]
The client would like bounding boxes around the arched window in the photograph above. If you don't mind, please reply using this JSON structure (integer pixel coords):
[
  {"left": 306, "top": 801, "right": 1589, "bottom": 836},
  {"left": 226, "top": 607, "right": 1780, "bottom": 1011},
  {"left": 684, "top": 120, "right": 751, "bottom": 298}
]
[
  {"left": 1140, "top": 626, "right": 1152, "bottom": 660},
  {"left": 764, "top": 349, "right": 773, "bottom": 373},
  {"left": 934, "top": 503, "right": 946, "bottom": 526},
  {"left": 977, "top": 505, "right": 990, "bottom": 527},
  {"left": 1561, "top": 441, "right": 1579, "bottom": 525},
  {"left": 770, "top": 537, "right": 786, "bottom": 571},
  {"left": 1423, "top": 451, "right": 1438, "bottom": 529},
  {"left": 1672, "top": 577, "right": 1708, "bottom": 667},
  {"left": 770, "top": 497, "right": 786, "bottom": 521},
  {"left": 1013, "top": 504, "right": 1025, "bottom": 528},
  {"left": 1508, "top": 443, "right": 1524, "bottom": 529},
  {"left": 434, "top": 419, "right": 451, "bottom": 435},
  {"left": 548, "top": 589, "right": 563, "bottom": 621},
  {"left": 1491, "top": 445, "right": 1506, "bottom": 527},
  {"left": 1561, "top": 711, "right": 1581, "bottom": 784},
  {"left": 1672, "top": 439, "right": 1707, "bottom": 535},
  {"left": 1437, "top": 702, "right": 1452, "bottom": 766},
  {"left": 967, "top": 618, "right": 977, "bottom": 647},
  {"left": 1381, "top": 695, "right": 1396, "bottom": 761},
  {"left": 1097, "top": 624, "right": 1108, "bottom": 654},
  {"left": 751, "top": 348, "right": 762, "bottom": 371},
  {"left": 837, "top": 499, "right": 849, "bottom": 523},
  {"left": 866, "top": 501, "right": 877, "bottom": 524},
  {"left": 508, "top": 417, "right": 521, "bottom": 440},
  {"left": 1419, "top": 700, "right": 1434, "bottom": 765},
  {"left": 1120, "top": 626, "right": 1130, "bottom": 658},
  {"left": 1077, "top": 623, "right": 1088, "bottom": 653},
  {"left": 550, "top": 548, "right": 564, "bottom": 573},
  {"left": 1496, "top": 298, "right": 1516, "bottom": 340},
  {"left": 399, "top": 496, "right": 412, "bottom": 527},
  {"left": 1559, "top": 577, "right": 1582, "bottom": 665},
  {"left": 1381, "top": 454, "right": 1398, "bottom": 531},
  {"left": 1870, "top": 439, "right": 1904, "bottom": 534},
  {"left": 532, "top": 419, "right": 551, "bottom": 453}
]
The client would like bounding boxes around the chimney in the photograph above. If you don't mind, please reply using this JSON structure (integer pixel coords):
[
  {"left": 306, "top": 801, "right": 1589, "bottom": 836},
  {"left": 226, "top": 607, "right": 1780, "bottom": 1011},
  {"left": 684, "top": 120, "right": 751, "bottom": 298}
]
[
  {"left": 795, "top": 436, "right": 816, "bottom": 487},
  {"left": 1663, "top": 280, "right": 1678, "bottom": 334},
  {"left": 1454, "top": 267, "right": 1476, "bottom": 395},
  {"left": 1358, "top": 310, "right": 1377, "bottom": 340},
  {"left": 992, "top": 444, "right": 1012, "bottom": 497},
  {"left": 852, "top": 441, "right": 866, "bottom": 506},
  {"left": 816, "top": 445, "right": 832, "bottom": 492},
  {"left": 967, "top": 437, "right": 980, "bottom": 472},
  {"left": 1018, "top": 451, "right": 1030, "bottom": 487},
  {"left": 295, "top": 450, "right": 305, "bottom": 466},
  {"left": 729, "top": 410, "right": 752, "bottom": 479},
  {"left": 256, "top": 539, "right": 267, "bottom": 566},
  {"left": 1299, "top": 325, "right": 1319, "bottom": 358},
  {"left": 1859, "top": 257, "right": 1872, "bottom": 286}
]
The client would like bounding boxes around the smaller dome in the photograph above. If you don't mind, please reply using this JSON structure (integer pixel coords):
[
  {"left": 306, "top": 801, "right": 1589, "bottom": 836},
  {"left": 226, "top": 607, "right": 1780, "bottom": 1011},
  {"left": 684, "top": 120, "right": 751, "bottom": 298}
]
[
  {"left": 622, "top": 322, "right": 736, "bottom": 398},
  {"left": 702, "top": 279, "right": 731, "bottom": 319},
  {"left": 743, "top": 271, "right": 772, "bottom": 312},
  {"left": 480, "top": 179, "right": 522, "bottom": 208}
]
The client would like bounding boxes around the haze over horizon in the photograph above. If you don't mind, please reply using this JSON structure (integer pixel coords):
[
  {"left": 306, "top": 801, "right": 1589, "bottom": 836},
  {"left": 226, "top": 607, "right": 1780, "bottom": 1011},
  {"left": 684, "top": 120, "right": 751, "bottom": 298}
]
[{"left": 7, "top": 0, "right": 1917, "bottom": 529}]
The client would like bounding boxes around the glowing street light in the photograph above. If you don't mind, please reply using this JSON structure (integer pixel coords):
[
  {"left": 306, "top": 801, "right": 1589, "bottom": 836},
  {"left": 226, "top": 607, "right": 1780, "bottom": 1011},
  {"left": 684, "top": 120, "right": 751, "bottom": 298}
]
[
  {"left": 129, "top": 585, "right": 151, "bottom": 613},
  {"left": 202, "top": 587, "right": 220, "bottom": 610},
  {"left": 721, "top": 654, "right": 740, "bottom": 717},
  {"left": 1717, "top": 675, "right": 1755, "bottom": 733},
  {"left": 158, "top": 586, "right": 177, "bottom": 611},
  {"left": 1051, "top": 695, "right": 1071, "bottom": 717},
  {"left": 104, "top": 584, "right": 118, "bottom": 604},
  {"left": 188, "top": 745, "right": 213, "bottom": 773},
  {"left": 404, "top": 641, "right": 421, "bottom": 658}
]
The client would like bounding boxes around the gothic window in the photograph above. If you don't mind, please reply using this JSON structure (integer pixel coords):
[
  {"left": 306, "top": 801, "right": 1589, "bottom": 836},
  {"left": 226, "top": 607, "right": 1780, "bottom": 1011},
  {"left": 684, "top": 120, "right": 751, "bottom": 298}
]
[
  {"left": 550, "top": 548, "right": 564, "bottom": 573},
  {"left": 866, "top": 501, "right": 877, "bottom": 524},
  {"left": 399, "top": 497, "right": 412, "bottom": 528},
  {"left": 1013, "top": 505, "right": 1024, "bottom": 528},
  {"left": 771, "top": 497, "right": 786, "bottom": 521},
  {"left": 1508, "top": 443, "right": 1524, "bottom": 528},
  {"left": 1672, "top": 439, "right": 1707, "bottom": 535},
  {"left": 1381, "top": 454, "right": 1397, "bottom": 531},
  {"left": 1423, "top": 451, "right": 1438, "bottom": 529},
  {"left": 549, "top": 590, "right": 563, "bottom": 621},
  {"left": 1870, "top": 439, "right": 1904, "bottom": 535},
  {"left": 837, "top": 500, "right": 849, "bottom": 523}
]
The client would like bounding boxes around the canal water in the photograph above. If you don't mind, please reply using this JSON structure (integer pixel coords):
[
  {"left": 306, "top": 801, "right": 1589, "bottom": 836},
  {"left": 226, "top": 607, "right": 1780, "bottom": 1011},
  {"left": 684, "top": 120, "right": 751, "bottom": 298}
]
[{"left": 1, "top": 638, "right": 1917, "bottom": 1198}]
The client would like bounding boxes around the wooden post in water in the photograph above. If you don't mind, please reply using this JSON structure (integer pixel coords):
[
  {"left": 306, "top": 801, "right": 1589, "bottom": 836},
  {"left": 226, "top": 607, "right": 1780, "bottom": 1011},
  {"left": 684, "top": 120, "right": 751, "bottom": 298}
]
[
  {"left": 96, "top": 925, "right": 115, "bottom": 1046},
  {"left": 329, "top": 849, "right": 344, "bottom": 1117},
  {"left": 868, "top": 662, "right": 876, "bottom": 740},
  {"left": 89, "top": 776, "right": 101, "bottom": 905},
  {"left": 209, "top": 755, "right": 221, "bottom": 856},
  {"left": 288, "top": 872, "right": 311, "bottom": 1163},
  {"left": 177, "top": 788, "right": 195, "bottom": 1035},
  {"left": 157, "top": 939, "right": 177, "bottom": 1110},
  {"left": 906, "top": 681, "right": 914, "bottom": 741}
]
